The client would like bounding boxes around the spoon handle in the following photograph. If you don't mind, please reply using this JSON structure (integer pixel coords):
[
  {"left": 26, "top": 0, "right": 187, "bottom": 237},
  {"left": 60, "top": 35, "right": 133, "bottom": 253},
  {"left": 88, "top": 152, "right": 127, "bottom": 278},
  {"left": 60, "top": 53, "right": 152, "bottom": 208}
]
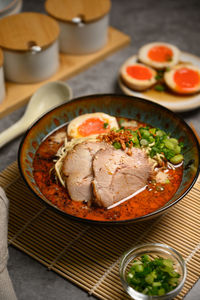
[{"left": 0, "top": 119, "right": 26, "bottom": 148}]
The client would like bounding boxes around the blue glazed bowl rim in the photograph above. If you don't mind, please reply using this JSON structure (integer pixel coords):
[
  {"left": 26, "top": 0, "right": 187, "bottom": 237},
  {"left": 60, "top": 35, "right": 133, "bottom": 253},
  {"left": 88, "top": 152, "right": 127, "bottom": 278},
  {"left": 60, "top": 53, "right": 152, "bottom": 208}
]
[{"left": 18, "top": 93, "right": 200, "bottom": 225}]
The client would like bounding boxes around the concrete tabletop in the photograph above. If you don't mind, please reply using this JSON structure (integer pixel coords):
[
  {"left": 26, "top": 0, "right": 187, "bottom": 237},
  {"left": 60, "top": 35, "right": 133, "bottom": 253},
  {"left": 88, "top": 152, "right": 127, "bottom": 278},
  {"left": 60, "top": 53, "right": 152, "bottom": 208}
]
[{"left": 0, "top": 0, "right": 199, "bottom": 299}]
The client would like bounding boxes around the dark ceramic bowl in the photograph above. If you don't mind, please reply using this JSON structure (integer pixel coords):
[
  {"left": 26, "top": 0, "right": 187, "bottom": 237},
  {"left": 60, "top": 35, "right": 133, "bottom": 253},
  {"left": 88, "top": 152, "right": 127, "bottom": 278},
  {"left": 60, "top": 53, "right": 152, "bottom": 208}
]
[{"left": 18, "top": 94, "right": 200, "bottom": 225}]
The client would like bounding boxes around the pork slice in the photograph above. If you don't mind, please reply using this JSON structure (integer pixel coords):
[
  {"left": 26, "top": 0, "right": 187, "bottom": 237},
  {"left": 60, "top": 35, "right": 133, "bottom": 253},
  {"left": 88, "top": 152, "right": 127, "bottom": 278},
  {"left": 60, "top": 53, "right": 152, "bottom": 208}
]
[
  {"left": 62, "top": 141, "right": 107, "bottom": 202},
  {"left": 92, "top": 147, "right": 152, "bottom": 208},
  {"left": 92, "top": 147, "right": 124, "bottom": 207}
]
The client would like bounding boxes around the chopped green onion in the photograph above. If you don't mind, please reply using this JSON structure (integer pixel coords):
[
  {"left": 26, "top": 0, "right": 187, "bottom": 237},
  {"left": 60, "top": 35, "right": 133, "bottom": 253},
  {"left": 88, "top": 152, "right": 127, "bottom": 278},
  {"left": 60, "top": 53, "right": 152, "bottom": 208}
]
[
  {"left": 113, "top": 142, "right": 121, "bottom": 149},
  {"left": 163, "top": 259, "right": 173, "bottom": 268},
  {"left": 110, "top": 122, "right": 184, "bottom": 164},
  {"left": 164, "top": 139, "right": 175, "bottom": 150},
  {"left": 149, "top": 128, "right": 156, "bottom": 135},
  {"left": 135, "top": 264, "right": 144, "bottom": 272},
  {"left": 155, "top": 74, "right": 163, "bottom": 80},
  {"left": 130, "top": 136, "right": 140, "bottom": 146},
  {"left": 126, "top": 255, "right": 181, "bottom": 296},
  {"left": 169, "top": 277, "right": 179, "bottom": 285},
  {"left": 140, "top": 139, "right": 149, "bottom": 146},
  {"left": 156, "top": 130, "right": 165, "bottom": 137},
  {"left": 145, "top": 273, "right": 155, "bottom": 284},
  {"left": 154, "top": 84, "right": 166, "bottom": 91},
  {"left": 169, "top": 138, "right": 179, "bottom": 145},
  {"left": 174, "top": 145, "right": 181, "bottom": 154},
  {"left": 140, "top": 128, "right": 150, "bottom": 138},
  {"left": 170, "top": 154, "right": 184, "bottom": 164},
  {"left": 158, "top": 288, "right": 166, "bottom": 296},
  {"left": 152, "top": 282, "right": 162, "bottom": 287},
  {"left": 148, "top": 136, "right": 155, "bottom": 143},
  {"left": 141, "top": 254, "right": 151, "bottom": 262}
]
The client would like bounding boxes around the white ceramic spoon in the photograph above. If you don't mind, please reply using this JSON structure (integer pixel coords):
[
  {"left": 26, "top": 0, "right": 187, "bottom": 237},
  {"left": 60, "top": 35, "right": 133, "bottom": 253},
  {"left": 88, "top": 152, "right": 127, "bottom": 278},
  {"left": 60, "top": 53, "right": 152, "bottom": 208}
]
[{"left": 0, "top": 81, "right": 73, "bottom": 148}]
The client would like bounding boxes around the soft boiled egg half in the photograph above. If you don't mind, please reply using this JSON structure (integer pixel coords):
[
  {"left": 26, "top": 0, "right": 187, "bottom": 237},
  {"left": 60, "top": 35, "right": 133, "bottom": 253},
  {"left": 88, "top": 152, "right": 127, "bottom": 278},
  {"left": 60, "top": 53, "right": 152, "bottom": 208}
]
[
  {"left": 67, "top": 112, "right": 119, "bottom": 139},
  {"left": 164, "top": 64, "right": 200, "bottom": 94},
  {"left": 120, "top": 61, "right": 157, "bottom": 91},
  {"left": 138, "top": 42, "right": 180, "bottom": 70}
]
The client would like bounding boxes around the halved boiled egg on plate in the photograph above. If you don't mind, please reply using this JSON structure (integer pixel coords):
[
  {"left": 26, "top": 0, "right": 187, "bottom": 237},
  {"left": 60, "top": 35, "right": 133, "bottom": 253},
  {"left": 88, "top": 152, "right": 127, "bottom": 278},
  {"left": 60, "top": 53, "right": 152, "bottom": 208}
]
[
  {"left": 120, "top": 62, "right": 157, "bottom": 91},
  {"left": 138, "top": 42, "right": 180, "bottom": 70},
  {"left": 164, "top": 64, "right": 200, "bottom": 94},
  {"left": 67, "top": 112, "right": 119, "bottom": 139}
]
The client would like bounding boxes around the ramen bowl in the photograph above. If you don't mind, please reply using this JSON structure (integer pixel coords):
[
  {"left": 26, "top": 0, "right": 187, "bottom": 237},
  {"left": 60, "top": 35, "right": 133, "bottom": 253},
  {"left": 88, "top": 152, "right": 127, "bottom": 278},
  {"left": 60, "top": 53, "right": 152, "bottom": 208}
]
[
  {"left": 119, "top": 243, "right": 187, "bottom": 300},
  {"left": 18, "top": 94, "right": 200, "bottom": 225}
]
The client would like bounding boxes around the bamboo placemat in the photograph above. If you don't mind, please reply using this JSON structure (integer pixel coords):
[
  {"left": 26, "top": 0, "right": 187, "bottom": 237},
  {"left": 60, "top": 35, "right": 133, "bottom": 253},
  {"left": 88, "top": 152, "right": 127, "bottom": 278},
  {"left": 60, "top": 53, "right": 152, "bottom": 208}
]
[
  {"left": 0, "top": 27, "right": 130, "bottom": 118},
  {"left": 0, "top": 161, "right": 200, "bottom": 300}
]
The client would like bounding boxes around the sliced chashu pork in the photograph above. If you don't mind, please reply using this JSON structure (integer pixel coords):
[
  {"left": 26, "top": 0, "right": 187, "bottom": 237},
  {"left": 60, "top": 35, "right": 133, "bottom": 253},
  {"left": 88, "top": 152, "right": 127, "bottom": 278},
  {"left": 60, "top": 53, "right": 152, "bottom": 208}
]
[
  {"left": 62, "top": 141, "right": 107, "bottom": 202},
  {"left": 92, "top": 146, "right": 152, "bottom": 208}
]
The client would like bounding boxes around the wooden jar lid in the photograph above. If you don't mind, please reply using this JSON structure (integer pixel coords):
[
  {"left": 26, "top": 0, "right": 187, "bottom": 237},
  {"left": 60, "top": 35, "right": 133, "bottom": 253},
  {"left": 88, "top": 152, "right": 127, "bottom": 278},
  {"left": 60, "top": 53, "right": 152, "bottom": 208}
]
[
  {"left": 45, "top": 0, "right": 111, "bottom": 23},
  {"left": 0, "top": 12, "right": 60, "bottom": 51},
  {"left": 0, "top": 48, "right": 3, "bottom": 66}
]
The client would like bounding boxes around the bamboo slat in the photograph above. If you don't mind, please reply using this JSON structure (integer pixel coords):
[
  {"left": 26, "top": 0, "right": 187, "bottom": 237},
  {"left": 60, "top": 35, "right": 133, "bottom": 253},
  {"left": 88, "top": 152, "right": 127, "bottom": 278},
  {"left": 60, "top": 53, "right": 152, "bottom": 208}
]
[{"left": 0, "top": 161, "right": 199, "bottom": 300}]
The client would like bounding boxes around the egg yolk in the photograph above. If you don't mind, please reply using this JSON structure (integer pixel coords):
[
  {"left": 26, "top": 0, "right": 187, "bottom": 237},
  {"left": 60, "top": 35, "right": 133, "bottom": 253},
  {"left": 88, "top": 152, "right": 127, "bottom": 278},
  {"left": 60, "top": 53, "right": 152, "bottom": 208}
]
[
  {"left": 174, "top": 67, "right": 200, "bottom": 91},
  {"left": 78, "top": 118, "right": 109, "bottom": 137},
  {"left": 148, "top": 45, "right": 173, "bottom": 62},
  {"left": 126, "top": 65, "right": 152, "bottom": 80}
]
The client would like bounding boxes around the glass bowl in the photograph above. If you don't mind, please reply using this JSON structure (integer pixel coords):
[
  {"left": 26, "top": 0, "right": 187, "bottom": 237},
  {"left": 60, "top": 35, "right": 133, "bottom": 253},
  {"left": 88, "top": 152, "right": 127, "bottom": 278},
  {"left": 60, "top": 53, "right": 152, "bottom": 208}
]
[{"left": 119, "top": 243, "right": 187, "bottom": 300}]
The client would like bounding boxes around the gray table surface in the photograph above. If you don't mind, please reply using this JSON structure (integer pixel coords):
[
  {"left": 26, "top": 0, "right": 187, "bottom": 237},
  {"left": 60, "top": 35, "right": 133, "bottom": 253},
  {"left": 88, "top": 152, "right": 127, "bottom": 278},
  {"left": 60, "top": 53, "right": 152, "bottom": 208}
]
[{"left": 0, "top": 0, "right": 199, "bottom": 299}]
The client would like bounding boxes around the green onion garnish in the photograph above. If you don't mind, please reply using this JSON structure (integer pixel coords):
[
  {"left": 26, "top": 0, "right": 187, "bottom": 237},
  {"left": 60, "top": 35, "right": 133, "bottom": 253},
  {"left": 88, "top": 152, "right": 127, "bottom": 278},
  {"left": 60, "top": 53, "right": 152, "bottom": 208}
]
[
  {"left": 154, "top": 84, "right": 166, "bottom": 92},
  {"left": 113, "top": 141, "right": 122, "bottom": 149},
  {"left": 109, "top": 124, "right": 184, "bottom": 164},
  {"left": 126, "top": 255, "right": 181, "bottom": 296}
]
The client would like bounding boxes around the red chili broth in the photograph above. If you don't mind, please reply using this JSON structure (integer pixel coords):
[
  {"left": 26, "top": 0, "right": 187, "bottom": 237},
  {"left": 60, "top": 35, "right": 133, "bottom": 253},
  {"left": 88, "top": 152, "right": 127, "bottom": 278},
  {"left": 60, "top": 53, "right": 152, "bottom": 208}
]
[{"left": 33, "top": 122, "right": 183, "bottom": 222}]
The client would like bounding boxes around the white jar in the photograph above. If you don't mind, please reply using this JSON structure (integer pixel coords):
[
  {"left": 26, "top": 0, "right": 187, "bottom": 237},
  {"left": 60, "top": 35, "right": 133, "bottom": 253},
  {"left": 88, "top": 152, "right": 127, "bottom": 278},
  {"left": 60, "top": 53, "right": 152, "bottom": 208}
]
[
  {"left": 0, "top": 12, "right": 60, "bottom": 83},
  {"left": 45, "top": 0, "right": 111, "bottom": 54},
  {"left": 0, "top": 48, "right": 5, "bottom": 103}
]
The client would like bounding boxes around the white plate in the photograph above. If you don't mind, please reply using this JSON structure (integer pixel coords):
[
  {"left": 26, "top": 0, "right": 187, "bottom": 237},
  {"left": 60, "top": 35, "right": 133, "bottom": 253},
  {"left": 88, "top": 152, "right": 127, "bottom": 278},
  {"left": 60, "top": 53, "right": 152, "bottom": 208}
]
[{"left": 118, "top": 52, "right": 200, "bottom": 112}]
